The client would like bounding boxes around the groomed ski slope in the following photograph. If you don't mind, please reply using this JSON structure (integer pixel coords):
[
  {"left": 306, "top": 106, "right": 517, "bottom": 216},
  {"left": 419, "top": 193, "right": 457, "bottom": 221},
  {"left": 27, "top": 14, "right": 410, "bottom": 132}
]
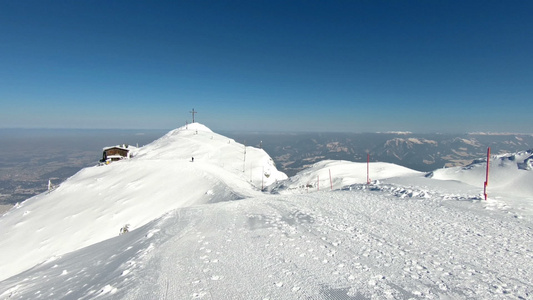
[
  {"left": 1, "top": 123, "right": 532, "bottom": 299},
  {"left": 1, "top": 188, "right": 531, "bottom": 299}
]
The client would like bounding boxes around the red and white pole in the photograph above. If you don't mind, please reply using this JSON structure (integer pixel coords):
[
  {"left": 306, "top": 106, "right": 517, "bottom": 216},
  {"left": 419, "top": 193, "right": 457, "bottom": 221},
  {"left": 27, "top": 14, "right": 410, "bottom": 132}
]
[{"left": 484, "top": 147, "right": 490, "bottom": 200}]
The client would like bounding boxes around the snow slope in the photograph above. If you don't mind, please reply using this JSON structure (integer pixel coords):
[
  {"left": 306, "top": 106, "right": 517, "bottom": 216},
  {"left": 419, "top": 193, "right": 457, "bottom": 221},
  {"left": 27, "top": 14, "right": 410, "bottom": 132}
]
[
  {"left": 1, "top": 189, "right": 531, "bottom": 299},
  {"left": 0, "top": 125, "right": 532, "bottom": 299},
  {"left": 0, "top": 123, "right": 286, "bottom": 282},
  {"left": 429, "top": 150, "right": 533, "bottom": 198},
  {"left": 270, "top": 159, "right": 422, "bottom": 193}
]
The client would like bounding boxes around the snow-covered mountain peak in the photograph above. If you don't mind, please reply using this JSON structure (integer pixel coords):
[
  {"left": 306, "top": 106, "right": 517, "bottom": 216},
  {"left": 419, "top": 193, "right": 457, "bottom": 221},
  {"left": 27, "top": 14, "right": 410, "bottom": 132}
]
[
  {"left": 165, "top": 122, "right": 214, "bottom": 136},
  {"left": 0, "top": 123, "right": 286, "bottom": 282}
]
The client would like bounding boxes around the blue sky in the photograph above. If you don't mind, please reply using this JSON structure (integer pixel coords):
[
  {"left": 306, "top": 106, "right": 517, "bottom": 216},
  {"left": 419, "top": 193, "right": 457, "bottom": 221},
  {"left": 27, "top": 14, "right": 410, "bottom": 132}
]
[{"left": 1, "top": 1, "right": 532, "bottom": 133}]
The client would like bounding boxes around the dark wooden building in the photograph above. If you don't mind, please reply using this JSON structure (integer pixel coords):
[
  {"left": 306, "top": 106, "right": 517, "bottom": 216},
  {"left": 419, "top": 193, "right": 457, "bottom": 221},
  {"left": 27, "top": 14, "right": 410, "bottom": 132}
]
[{"left": 102, "top": 145, "right": 130, "bottom": 163}]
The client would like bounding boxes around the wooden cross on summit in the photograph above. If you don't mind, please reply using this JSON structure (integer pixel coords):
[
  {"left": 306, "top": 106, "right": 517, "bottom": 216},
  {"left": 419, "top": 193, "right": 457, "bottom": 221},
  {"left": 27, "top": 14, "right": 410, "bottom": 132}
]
[{"left": 190, "top": 108, "right": 197, "bottom": 123}]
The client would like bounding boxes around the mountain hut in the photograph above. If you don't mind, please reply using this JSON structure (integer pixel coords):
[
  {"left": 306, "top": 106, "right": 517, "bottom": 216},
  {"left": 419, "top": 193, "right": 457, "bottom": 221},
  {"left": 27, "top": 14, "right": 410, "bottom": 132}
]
[{"left": 102, "top": 145, "right": 130, "bottom": 164}]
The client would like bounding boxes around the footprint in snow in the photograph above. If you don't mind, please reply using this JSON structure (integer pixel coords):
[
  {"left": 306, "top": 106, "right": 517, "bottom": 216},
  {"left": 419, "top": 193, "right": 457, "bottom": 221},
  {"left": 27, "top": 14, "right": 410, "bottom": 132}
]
[
  {"left": 192, "top": 291, "right": 207, "bottom": 298},
  {"left": 292, "top": 286, "right": 301, "bottom": 292}
]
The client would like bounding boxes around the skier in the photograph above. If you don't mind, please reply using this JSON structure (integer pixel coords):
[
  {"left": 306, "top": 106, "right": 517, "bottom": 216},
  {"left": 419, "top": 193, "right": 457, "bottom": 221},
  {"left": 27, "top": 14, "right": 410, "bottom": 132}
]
[{"left": 192, "top": 157, "right": 194, "bottom": 162}]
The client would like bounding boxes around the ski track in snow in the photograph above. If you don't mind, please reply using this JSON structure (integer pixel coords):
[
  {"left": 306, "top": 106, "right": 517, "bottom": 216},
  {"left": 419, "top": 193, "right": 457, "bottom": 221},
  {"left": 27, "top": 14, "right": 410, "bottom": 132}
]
[
  {"left": 117, "top": 191, "right": 531, "bottom": 299},
  {"left": 1, "top": 188, "right": 532, "bottom": 299}
]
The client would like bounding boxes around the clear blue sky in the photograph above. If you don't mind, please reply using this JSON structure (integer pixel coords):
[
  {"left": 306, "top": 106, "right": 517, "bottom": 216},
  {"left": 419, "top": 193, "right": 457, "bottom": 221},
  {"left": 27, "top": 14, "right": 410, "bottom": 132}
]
[{"left": 1, "top": 0, "right": 532, "bottom": 133}]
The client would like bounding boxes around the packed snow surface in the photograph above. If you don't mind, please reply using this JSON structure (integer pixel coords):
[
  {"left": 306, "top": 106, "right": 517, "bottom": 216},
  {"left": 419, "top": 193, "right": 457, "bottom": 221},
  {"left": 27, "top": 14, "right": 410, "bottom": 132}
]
[{"left": 1, "top": 124, "right": 532, "bottom": 299}]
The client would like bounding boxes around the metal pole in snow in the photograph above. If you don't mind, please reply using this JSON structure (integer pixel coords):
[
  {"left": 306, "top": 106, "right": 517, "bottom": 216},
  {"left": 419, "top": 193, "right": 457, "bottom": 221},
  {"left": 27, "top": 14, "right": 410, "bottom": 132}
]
[
  {"left": 329, "top": 169, "right": 333, "bottom": 190},
  {"left": 367, "top": 153, "right": 370, "bottom": 184},
  {"left": 484, "top": 147, "right": 490, "bottom": 200}
]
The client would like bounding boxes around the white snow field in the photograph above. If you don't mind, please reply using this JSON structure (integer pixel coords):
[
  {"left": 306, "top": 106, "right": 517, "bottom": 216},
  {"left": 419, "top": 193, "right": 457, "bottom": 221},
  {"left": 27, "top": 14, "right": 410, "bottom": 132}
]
[{"left": 0, "top": 124, "right": 532, "bottom": 299}]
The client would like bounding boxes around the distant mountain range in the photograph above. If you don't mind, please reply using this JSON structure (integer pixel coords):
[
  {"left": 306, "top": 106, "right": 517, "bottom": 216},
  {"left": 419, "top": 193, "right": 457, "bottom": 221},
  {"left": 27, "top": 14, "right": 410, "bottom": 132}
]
[{"left": 227, "top": 132, "right": 533, "bottom": 176}]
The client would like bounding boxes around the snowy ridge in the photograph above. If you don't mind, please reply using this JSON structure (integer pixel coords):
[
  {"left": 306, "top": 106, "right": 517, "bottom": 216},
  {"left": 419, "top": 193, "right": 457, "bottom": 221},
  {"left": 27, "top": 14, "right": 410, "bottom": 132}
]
[
  {"left": 0, "top": 123, "right": 286, "bottom": 282},
  {"left": 271, "top": 160, "right": 421, "bottom": 193}
]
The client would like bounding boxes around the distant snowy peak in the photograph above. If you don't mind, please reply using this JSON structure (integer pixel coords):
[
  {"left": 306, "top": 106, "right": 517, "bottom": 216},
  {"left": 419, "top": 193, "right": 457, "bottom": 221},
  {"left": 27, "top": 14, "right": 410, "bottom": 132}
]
[
  {"left": 385, "top": 137, "right": 438, "bottom": 146},
  {"left": 493, "top": 149, "right": 533, "bottom": 171},
  {"left": 379, "top": 138, "right": 438, "bottom": 162},
  {"left": 469, "top": 132, "right": 533, "bottom": 136},
  {"left": 447, "top": 137, "right": 482, "bottom": 147},
  {"left": 379, "top": 131, "right": 412, "bottom": 135}
]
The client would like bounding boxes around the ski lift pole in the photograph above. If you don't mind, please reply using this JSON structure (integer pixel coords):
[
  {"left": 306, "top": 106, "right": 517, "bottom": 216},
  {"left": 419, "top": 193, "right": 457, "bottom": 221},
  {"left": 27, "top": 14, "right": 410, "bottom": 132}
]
[
  {"left": 484, "top": 147, "right": 490, "bottom": 200},
  {"left": 243, "top": 145, "right": 246, "bottom": 173},
  {"left": 329, "top": 169, "right": 333, "bottom": 190},
  {"left": 367, "top": 153, "right": 370, "bottom": 184}
]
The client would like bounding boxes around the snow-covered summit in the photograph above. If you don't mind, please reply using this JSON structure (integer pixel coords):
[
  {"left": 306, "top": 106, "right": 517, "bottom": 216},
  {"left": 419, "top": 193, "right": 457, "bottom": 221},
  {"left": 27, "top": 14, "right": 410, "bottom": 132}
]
[
  {"left": 171, "top": 122, "right": 213, "bottom": 134},
  {"left": 0, "top": 123, "right": 286, "bottom": 282}
]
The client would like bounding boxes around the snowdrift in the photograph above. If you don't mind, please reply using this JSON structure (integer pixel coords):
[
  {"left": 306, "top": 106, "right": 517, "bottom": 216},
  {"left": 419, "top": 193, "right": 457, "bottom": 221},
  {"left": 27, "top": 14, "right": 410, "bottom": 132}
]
[
  {"left": 428, "top": 150, "right": 533, "bottom": 198},
  {"left": 271, "top": 159, "right": 422, "bottom": 193},
  {"left": 0, "top": 123, "right": 287, "bottom": 282}
]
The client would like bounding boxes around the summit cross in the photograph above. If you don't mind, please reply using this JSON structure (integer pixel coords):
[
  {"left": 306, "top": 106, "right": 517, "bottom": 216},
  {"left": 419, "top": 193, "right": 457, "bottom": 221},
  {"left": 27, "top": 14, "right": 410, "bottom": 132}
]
[{"left": 190, "top": 108, "right": 197, "bottom": 123}]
